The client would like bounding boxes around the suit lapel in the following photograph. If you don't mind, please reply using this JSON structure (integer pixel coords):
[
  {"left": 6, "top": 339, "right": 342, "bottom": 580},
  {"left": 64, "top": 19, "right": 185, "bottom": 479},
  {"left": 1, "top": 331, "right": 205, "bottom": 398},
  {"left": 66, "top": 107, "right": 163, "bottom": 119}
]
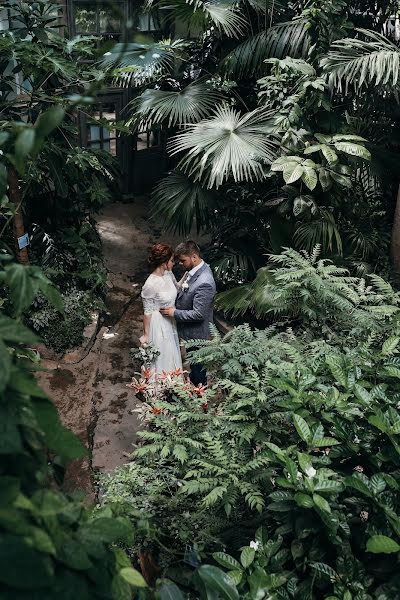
[
  {"left": 176, "top": 263, "right": 208, "bottom": 300},
  {"left": 188, "top": 263, "right": 207, "bottom": 286}
]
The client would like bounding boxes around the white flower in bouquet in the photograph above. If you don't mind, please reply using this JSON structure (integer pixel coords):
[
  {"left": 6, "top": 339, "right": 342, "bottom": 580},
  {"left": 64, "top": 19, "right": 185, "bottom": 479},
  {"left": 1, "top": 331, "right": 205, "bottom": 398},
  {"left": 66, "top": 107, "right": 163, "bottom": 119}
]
[{"left": 130, "top": 342, "right": 160, "bottom": 367}]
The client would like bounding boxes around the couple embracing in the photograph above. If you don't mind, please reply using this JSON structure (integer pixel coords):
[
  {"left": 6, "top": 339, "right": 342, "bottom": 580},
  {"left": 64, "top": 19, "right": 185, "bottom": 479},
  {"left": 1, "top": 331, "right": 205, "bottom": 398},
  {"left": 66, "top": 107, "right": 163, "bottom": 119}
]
[{"left": 140, "top": 240, "right": 216, "bottom": 386}]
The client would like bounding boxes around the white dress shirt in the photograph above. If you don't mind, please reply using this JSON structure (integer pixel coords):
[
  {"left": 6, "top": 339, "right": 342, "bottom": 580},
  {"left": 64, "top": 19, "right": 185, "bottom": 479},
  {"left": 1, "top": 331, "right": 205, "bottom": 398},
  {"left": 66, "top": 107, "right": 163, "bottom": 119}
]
[{"left": 187, "top": 260, "right": 204, "bottom": 281}]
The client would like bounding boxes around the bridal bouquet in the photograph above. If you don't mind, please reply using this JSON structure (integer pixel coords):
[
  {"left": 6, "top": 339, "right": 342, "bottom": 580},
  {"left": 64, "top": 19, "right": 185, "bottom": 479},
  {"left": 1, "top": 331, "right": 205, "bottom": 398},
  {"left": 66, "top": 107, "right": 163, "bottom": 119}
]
[{"left": 130, "top": 342, "right": 160, "bottom": 367}]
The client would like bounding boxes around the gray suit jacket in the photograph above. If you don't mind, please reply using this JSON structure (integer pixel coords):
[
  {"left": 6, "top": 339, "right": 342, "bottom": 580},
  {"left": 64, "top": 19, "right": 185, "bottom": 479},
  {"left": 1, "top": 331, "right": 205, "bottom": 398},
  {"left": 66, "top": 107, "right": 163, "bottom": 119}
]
[{"left": 175, "top": 263, "right": 216, "bottom": 341}]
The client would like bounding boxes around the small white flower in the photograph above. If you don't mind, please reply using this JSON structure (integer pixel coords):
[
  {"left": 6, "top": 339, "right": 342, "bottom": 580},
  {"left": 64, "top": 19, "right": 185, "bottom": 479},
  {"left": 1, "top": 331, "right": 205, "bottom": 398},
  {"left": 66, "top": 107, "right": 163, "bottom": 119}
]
[
  {"left": 305, "top": 466, "right": 317, "bottom": 479},
  {"left": 249, "top": 541, "right": 260, "bottom": 551},
  {"left": 181, "top": 282, "right": 189, "bottom": 291}
]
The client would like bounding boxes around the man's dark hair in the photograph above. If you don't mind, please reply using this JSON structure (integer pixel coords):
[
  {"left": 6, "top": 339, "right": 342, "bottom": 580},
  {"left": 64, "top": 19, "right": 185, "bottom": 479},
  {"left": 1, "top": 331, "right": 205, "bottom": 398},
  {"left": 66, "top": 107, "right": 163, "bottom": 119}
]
[{"left": 175, "top": 240, "right": 201, "bottom": 257}]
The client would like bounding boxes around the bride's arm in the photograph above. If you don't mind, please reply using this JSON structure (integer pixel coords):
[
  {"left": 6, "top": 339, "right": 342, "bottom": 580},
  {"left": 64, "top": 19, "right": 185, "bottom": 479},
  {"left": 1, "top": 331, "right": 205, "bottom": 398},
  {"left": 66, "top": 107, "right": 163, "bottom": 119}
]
[
  {"left": 140, "top": 314, "right": 151, "bottom": 345},
  {"left": 140, "top": 278, "right": 156, "bottom": 345}
]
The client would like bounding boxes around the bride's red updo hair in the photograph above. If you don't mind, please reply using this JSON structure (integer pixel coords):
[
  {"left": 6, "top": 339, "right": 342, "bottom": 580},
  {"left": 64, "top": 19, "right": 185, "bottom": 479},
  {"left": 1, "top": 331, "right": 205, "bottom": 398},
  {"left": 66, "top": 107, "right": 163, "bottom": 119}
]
[{"left": 148, "top": 243, "right": 173, "bottom": 269}]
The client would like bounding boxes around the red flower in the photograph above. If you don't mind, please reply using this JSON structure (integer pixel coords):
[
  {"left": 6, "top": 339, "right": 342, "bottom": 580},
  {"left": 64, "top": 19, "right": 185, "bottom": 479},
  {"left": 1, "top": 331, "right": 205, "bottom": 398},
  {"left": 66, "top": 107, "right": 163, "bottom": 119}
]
[
  {"left": 141, "top": 368, "right": 153, "bottom": 380},
  {"left": 152, "top": 407, "right": 162, "bottom": 414},
  {"left": 192, "top": 383, "right": 207, "bottom": 397},
  {"left": 128, "top": 378, "right": 148, "bottom": 394},
  {"left": 172, "top": 368, "right": 189, "bottom": 377}
]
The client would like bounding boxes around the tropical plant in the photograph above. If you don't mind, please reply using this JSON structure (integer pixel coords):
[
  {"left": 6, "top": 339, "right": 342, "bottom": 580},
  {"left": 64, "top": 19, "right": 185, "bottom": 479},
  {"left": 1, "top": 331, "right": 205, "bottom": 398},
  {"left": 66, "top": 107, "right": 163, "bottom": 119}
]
[
  {"left": 101, "top": 305, "right": 400, "bottom": 598},
  {"left": 0, "top": 0, "right": 116, "bottom": 350},
  {"left": 216, "top": 245, "right": 400, "bottom": 328},
  {"left": 105, "top": 0, "right": 400, "bottom": 280}
]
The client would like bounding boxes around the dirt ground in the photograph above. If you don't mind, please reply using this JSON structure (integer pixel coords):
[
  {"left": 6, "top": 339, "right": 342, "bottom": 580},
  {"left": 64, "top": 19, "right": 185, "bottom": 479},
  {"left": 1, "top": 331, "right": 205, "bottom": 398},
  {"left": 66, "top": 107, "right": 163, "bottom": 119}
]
[{"left": 36, "top": 197, "right": 205, "bottom": 495}]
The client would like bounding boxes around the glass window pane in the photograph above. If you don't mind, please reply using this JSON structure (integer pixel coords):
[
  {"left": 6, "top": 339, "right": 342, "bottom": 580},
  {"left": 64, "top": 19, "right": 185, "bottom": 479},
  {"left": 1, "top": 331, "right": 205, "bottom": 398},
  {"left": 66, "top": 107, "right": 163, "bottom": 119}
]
[
  {"left": 89, "top": 124, "right": 101, "bottom": 141},
  {"left": 99, "top": 6, "right": 121, "bottom": 33},
  {"left": 74, "top": 6, "right": 96, "bottom": 33}
]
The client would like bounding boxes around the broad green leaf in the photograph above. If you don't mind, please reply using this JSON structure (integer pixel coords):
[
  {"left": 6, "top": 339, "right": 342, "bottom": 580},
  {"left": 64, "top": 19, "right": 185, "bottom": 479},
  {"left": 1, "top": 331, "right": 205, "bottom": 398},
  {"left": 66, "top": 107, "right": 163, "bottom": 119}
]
[
  {"left": 391, "top": 420, "right": 400, "bottom": 434},
  {"left": 0, "top": 535, "right": 54, "bottom": 589},
  {"left": 366, "top": 535, "right": 400, "bottom": 554},
  {"left": 59, "top": 539, "right": 92, "bottom": 570},
  {"left": 303, "top": 144, "right": 323, "bottom": 155},
  {"left": 353, "top": 384, "right": 372, "bottom": 406},
  {"left": 294, "top": 492, "right": 314, "bottom": 508},
  {"left": 197, "top": 565, "right": 239, "bottom": 600},
  {"left": 80, "top": 517, "right": 132, "bottom": 545},
  {"left": 318, "top": 167, "right": 331, "bottom": 191},
  {"left": 334, "top": 142, "right": 371, "bottom": 160},
  {"left": 313, "top": 493, "right": 331, "bottom": 513},
  {"left": 313, "top": 437, "right": 340, "bottom": 447},
  {"left": 345, "top": 474, "right": 373, "bottom": 497},
  {"left": 120, "top": 567, "right": 147, "bottom": 588},
  {"left": 0, "top": 403, "right": 23, "bottom": 454},
  {"left": 309, "top": 562, "right": 337, "bottom": 579},
  {"left": 15, "top": 128, "right": 35, "bottom": 172},
  {"left": 330, "top": 171, "right": 352, "bottom": 188},
  {"left": 36, "top": 278, "right": 64, "bottom": 312},
  {"left": 293, "top": 414, "right": 311, "bottom": 443},
  {"left": 112, "top": 574, "right": 132, "bottom": 600},
  {"left": 297, "top": 452, "right": 313, "bottom": 476},
  {"left": 314, "top": 480, "right": 344, "bottom": 494},
  {"left": 4, "top": 263, "right": 36, "bottom": 314},
  {"left": 227, "top": 570, "right": 243, "bottom": 585},
  {"left": 33, "top": 399, "right": 86, "bottom": 460},
  {"left": 265, "top": 442, "right": 285, "bottom": 458},
  {"left": 284, "top": 164, "right": 304, "bottom": 184},
  {"left": 370, "top": 474, "right": 386, "bottom": 495},
  {"left": 301, "top": 167, "right": 318, "bottom": 190},
  {"left": 0, "top": 315, "right": 38, "bottom": 344},
  {"left": 240, "top": 547, "right": 256, "bottom": 568},
  {"left": 368, "top": 414, "right": 389, "bottom": 434},
  {"left": 33, "top": 106, "right": 65, "bottom": 155},
  {"left": 213, "top": 552, "right": 242, "bottom": 571},
  {"left": 321, "top": 145, "right": 338, "bottom": 164}
]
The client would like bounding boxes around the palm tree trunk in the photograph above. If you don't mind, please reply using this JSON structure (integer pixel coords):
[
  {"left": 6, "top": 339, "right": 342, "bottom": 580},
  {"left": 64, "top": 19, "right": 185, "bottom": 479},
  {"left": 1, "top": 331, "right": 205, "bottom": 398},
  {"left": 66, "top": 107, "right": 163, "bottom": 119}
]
[{"left": 7, "top": 166, "right": 29, "bottom": 265}]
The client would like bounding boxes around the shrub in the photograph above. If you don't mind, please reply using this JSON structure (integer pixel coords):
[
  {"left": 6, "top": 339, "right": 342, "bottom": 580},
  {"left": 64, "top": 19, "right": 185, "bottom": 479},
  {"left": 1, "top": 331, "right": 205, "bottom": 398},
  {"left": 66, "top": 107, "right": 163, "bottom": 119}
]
[
  {"left": 102, "top": 320, "right": 400, "bottom": 597},
  {"left": 27, "top": 288, "right": 98, "bottom": 354}
]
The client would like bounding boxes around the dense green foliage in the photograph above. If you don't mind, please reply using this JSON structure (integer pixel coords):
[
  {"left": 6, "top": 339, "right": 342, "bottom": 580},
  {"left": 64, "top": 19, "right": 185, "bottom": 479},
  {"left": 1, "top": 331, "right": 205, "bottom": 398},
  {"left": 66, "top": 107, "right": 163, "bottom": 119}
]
[
  {"left": 102, "top": 258, "right": 400, "bottom": 597},
  {"left": 0, "top": 258, "right": 151, "bottom": 599},
  {"left": 0, "top": 0, "right": 117, "bottom": 353},
  {"left": 106, "top": 0, "right": 400, "bottom": 285}
]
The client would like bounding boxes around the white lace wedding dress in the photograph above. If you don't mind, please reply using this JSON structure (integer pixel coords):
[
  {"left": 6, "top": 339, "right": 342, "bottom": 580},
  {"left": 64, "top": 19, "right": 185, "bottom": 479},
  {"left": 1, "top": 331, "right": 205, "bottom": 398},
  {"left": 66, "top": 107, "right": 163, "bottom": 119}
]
[{"left": 141, "top": 271, "right": 182, "bottom": 377}]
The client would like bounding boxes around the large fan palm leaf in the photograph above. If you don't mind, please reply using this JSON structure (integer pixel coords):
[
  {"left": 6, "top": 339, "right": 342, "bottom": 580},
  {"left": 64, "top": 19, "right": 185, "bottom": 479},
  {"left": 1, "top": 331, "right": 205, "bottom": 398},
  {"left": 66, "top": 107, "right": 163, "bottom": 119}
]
[
  {"left": 222, "top": 19, "right": 311, "bottom": 79},
  {"left": 152, "top": 170, "right": 215, "bottom": 234},
  {"left": 321, "top": 28, "right": 400, "bottom": 90},
  {"left": 100, "top": 39, "right": 187, "bottom": 87},
  {"left": 146, "top": 0, "right": 246, "bottom": 37},
  {"left": 128, "top": 81, "right": 225, "bottom": 128},
  {"left": 170, "top": 105, "right": 278, "bottom": 188}
]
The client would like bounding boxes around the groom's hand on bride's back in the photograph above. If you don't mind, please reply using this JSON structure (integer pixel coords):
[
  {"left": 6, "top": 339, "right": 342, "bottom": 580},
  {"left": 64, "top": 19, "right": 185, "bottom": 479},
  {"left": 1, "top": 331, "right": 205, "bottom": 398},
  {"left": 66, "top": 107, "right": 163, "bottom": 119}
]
[{"left": 160, "top": 306, "right": 175, "bottom": 317}]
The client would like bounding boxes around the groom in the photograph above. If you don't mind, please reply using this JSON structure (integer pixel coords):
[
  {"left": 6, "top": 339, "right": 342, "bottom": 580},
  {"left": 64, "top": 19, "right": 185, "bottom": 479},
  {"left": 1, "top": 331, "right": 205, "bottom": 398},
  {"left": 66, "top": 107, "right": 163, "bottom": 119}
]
[{"left": 160, "top": 240, "right": 216, "bottom": 386}]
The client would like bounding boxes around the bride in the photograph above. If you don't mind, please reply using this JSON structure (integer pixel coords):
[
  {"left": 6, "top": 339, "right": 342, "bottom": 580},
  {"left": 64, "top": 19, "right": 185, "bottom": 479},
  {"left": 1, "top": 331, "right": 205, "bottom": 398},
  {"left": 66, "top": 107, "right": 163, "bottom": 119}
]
[{"left": 140, "top": 243, "right": 182, "bottom": 377}]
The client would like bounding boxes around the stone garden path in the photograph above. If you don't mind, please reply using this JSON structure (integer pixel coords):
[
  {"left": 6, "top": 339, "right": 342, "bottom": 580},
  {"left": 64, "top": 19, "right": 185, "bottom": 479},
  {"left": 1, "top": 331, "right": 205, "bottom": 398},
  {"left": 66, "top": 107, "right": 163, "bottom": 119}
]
[{"left": 36, "top": 198, "right": 200, "bottom": 496}]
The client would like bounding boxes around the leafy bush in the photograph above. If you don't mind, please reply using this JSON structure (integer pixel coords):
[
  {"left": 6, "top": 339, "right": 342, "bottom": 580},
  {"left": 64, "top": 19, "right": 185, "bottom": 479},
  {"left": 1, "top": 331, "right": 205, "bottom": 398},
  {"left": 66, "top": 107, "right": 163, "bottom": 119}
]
[
  {"left": 27, "top": 288, "right": 98, "bottom": 354},
  {"left": 216, "top": 246, "right": 399, "bottom": 332},
  {"left": 101, "top": 271, "right": 400, "bottom": 598},
  {"left": 0, "top": 259, "right": 150, "bottom": 600}
]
